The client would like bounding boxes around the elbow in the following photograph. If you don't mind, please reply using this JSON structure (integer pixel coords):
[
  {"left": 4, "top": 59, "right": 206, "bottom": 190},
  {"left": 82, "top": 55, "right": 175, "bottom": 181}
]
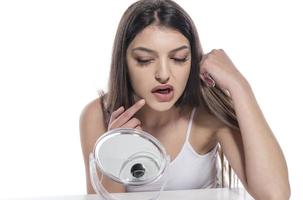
[
  {"left": 249, "top": 184, "right": 291, "bottom": 200},
  {"left": 256, "top": 190, "right": 290, "bottom": 200},
  {"left": 268, "top": 181, "right": 291, "bottom": 200},
  {"left": 271, "top": 185, "right": 291, "bottom": 200},
  {"left": 266, "top": 190, "right": 291, "bottom": 200},
  {"left": 250, "top": 191, "right": 291, "bottom": 200}
]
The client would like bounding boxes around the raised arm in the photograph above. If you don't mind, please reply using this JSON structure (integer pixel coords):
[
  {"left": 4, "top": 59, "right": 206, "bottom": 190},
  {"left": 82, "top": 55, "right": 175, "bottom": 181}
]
[
  {"left": 219, "top": 80, "right": 290, "bottom": 200},
  {"left": 201, "top": 49, "right": 291, "bottom": 200}
]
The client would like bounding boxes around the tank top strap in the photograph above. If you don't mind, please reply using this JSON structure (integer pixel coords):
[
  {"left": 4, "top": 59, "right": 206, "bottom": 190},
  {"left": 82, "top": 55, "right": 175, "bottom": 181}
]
[{"left": 185, "top": 107, "right": 196, "bottom": 141}]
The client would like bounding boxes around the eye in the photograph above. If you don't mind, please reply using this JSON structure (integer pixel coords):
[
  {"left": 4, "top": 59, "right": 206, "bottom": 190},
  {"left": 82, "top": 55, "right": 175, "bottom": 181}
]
[
  {"left": 136, "top": 59, "right": 153, "bottom": 66},
  {"left": 172, "top": 57, "right": 189, "bottom": 63}
]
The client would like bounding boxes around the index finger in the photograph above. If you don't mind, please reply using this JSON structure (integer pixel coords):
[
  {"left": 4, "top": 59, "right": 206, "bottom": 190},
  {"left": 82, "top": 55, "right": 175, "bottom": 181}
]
[{"left": 114, "top": 99, "right": 145, "bottom": 127}]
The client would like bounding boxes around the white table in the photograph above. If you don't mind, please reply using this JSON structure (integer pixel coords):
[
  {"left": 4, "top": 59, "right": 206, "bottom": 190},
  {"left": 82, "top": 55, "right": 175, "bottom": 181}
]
[{"left": 10, "top": 188, "right": 254, "bottom": 200}]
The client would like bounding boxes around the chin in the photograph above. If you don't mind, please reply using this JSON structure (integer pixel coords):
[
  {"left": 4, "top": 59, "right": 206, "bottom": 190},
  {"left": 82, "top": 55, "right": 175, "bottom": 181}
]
[{"left": 146, "top": 100, "right": 176, "bottom": 112}]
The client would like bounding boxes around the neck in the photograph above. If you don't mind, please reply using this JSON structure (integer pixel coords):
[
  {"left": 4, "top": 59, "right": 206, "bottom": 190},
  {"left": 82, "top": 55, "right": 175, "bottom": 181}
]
[{"left": 135, "top": 105, "right": 189, "bottom": 132}]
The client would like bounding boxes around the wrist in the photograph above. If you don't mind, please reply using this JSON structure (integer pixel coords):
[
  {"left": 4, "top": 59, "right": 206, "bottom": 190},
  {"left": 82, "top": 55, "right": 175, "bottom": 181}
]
[{"left": 229, "top": 76, "right": 252, "bottom": 98}]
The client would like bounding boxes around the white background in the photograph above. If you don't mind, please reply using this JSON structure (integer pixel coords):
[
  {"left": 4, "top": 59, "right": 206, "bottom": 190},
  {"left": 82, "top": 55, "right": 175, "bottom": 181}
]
[{"left": 0, "top": 0, "right": 302, "bottom": 199}]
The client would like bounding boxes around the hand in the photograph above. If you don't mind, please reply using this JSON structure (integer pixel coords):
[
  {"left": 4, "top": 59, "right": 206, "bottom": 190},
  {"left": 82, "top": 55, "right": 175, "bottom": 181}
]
[
  {"left": 200, "top": 49, "right": 247, "bottom": 93},
  {"left": 107, "top": 99, "right": 145, "bottom": 131}
]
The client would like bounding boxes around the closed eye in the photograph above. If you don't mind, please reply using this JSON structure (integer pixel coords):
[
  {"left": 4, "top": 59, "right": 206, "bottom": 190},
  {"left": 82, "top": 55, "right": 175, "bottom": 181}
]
[
  {"left": 173, "top": 57, "right": 189, "bottom": 62},
  {"left": 136, "top": 57, "right": 189, "bottom": 66},
  {"left": 136, "top": 59, "right": 152, "bottom": 65}
]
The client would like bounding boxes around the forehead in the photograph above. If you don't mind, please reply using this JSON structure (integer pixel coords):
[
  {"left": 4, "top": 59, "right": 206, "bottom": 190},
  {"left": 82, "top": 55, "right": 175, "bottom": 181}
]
[{"left": 128, "top": 26, "right": 190, "bottom": 53}]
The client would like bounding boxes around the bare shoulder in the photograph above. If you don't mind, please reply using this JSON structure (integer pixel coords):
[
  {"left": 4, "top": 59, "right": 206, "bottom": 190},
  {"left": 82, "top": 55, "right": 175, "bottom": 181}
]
[
  {"left": 79, "top": 96, "right": 109, "bottom": 193},
  {"left": 79, "top": 96, "right": 107, "bottom": 156},
  {"left": 195, "top": 106, "right": 240, "bottom": 142},
  {"left": 80, "top": 97, "right": 105, "bottom": 128},
  {"left": 189, "top": 105, "right": 225, "bottom": 153},
  {"left": 194, "top": 105, "right": 225, "bottom": 132}
]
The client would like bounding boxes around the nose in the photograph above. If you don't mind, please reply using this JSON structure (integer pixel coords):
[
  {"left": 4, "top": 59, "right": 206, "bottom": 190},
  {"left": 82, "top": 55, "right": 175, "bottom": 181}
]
[{"left": 154, "top": 60, "right": 170, "bottom": 84}]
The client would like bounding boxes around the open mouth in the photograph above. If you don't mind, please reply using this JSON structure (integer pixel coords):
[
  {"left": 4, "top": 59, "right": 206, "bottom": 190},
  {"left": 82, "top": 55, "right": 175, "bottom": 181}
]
[
  {"left": 151, "top": 85, "right": 174, "bottom": 102},
  {"left": 153, "top": 88, "right": 172, "bottom": 94},
  {"left": 151, "top": 84, "right": 173, "bottom": 93}
]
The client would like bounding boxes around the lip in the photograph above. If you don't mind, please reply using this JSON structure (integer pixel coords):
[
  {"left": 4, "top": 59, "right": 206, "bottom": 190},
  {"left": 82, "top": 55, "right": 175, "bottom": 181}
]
[
  {"left": 151, "top": 84, "right": 174, "bottom": 102},
  {"left": 151, "top": 84, "right": 174, "bottom": 93}
]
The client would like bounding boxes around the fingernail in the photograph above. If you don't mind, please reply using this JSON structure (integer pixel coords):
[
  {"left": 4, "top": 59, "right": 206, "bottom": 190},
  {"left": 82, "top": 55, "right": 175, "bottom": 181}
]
[
  {"left": 207, "top": 79, "right": 215, "bottom": 87},
  {"left": 139, "top": 99, "right": 145, "bottom": 105},
  {"left": 205, "top": 73, "right": 212, "bottom": 79},
  {"left": 203, "top": 72, "right": 208, "bottom": 76}
]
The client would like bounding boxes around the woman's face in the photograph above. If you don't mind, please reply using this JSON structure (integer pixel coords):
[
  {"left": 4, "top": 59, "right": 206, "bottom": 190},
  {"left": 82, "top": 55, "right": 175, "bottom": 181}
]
[{"left": 126, "top": 25, "right": 191, "bottom": 111}]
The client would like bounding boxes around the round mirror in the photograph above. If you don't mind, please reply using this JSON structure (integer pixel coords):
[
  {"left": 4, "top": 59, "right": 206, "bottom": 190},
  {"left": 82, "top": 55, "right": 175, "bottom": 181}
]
[{"left": 93, "top": 128, "right": 170, "bottom": 186}]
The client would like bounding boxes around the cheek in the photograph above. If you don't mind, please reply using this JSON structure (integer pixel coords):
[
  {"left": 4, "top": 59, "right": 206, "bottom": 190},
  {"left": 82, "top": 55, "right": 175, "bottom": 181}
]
[
  {"left": 129, "top": 70, "right": 145, "bottom": 84},
  {"left": 128, "top": 69, "right": 149, "bottom": 92},
  {"left": 175, "top": 65, "right": 191, "bottom": 81}
]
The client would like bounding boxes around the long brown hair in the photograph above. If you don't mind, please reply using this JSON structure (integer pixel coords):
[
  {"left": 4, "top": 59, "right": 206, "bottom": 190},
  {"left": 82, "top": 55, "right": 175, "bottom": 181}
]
[{"left": 99, "top": 0, "right": 240, "bottom": 188}]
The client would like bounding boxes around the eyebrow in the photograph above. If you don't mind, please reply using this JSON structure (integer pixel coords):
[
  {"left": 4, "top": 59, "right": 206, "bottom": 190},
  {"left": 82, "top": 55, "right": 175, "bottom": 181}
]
[{"left": 132, "top": 45, "right": 189, "bottom": 55}]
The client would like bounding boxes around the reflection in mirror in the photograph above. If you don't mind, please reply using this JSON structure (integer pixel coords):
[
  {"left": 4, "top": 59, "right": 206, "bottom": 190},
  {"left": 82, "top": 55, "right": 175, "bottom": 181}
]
[
  {"left": 95, "top": 129, "right": 166, "bottom": 184},
  {"left": 89, "top": 128, "right": 170, "bottom": 200}
]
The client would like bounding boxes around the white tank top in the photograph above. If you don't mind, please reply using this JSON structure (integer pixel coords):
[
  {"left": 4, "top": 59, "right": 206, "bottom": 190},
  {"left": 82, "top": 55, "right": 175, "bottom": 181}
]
[{"left": 126, "top": 107, "right": 219, "bottom": 192}]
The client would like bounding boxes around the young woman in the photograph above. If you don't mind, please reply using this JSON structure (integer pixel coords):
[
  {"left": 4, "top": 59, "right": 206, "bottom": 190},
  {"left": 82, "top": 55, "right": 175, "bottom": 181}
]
[{"left": 80, "top": 0, "right": 291, "bottom": 199}]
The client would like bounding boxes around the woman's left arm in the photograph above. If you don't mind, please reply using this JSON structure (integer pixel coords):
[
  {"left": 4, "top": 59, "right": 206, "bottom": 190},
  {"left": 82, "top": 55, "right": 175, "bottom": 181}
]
[
  {"left": 200, "top": 49, "right": 291, "bottom": 200},
  {"left": 228, "top": 77, "right": 290, "bottom": 200}
]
